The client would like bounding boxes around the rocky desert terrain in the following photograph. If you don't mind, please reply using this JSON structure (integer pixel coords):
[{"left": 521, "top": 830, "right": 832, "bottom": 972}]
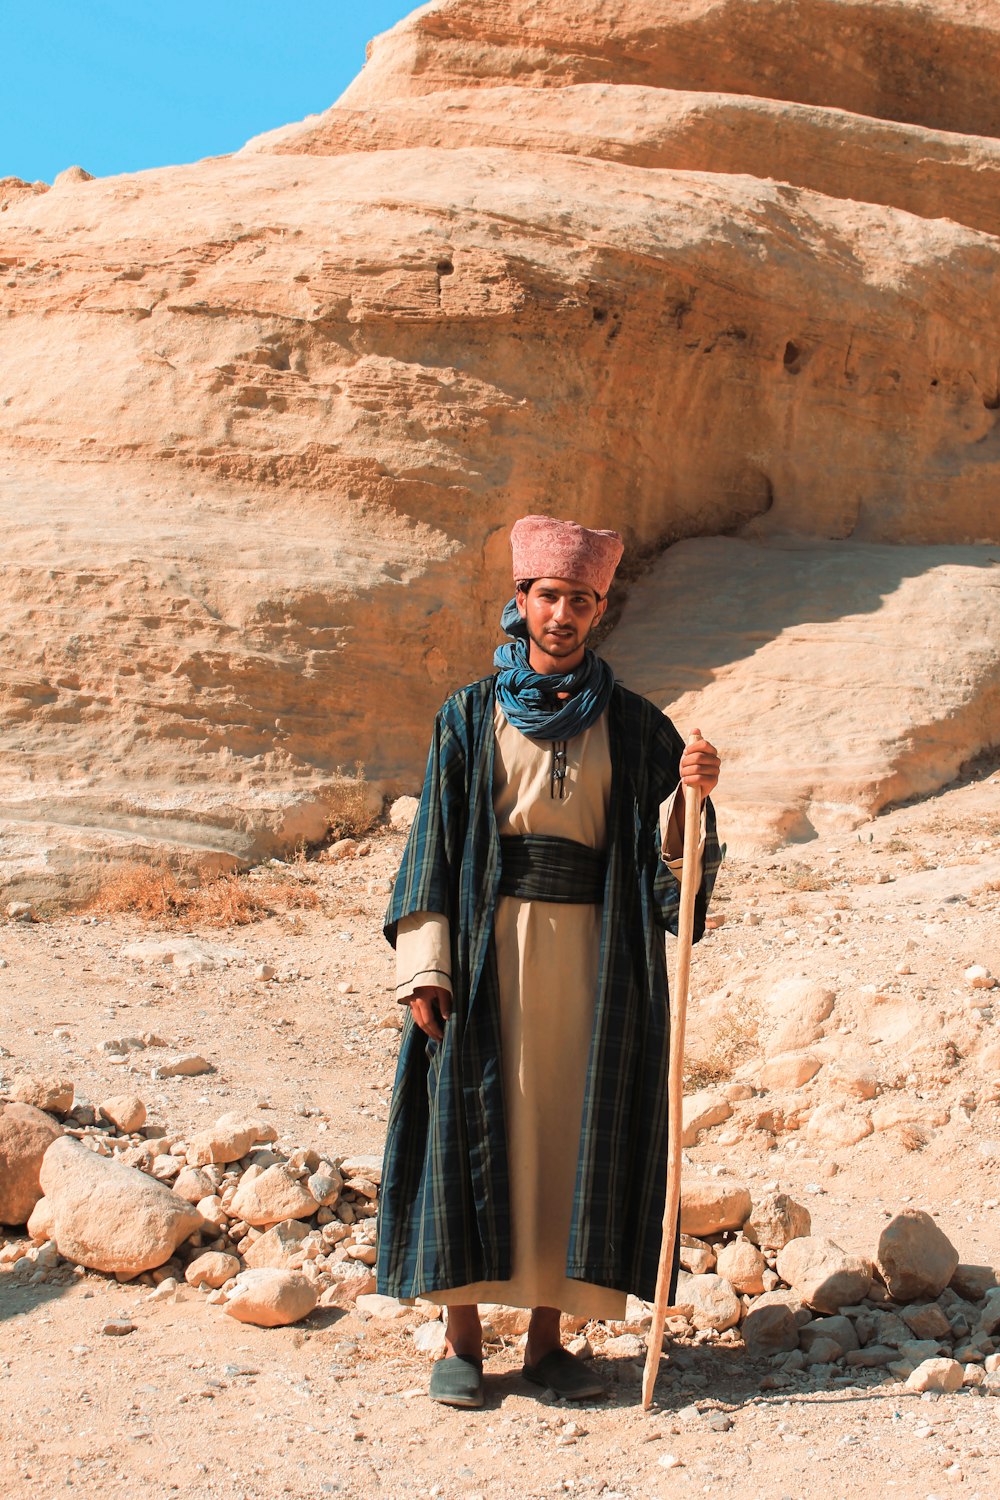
[
  {"left": 2, "top": 750, "right": 999, "bottom": 1500},
  {"left": 3, "top": 1, "right": 1000, "bottom": 1496}
]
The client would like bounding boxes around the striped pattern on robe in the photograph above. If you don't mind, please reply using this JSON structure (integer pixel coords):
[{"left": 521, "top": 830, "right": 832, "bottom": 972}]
[{"left": 377, "top": 674, "right": 724, "bottom": 1303}]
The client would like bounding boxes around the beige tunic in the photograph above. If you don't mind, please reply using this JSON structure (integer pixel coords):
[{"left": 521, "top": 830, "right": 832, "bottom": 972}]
[{"left": 395, "top": 705, "right": 702, "bottom": 1318}]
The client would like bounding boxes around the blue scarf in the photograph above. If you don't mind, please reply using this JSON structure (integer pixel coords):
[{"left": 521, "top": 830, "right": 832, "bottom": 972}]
[{"left": 492, "top": 597, "right": 615, "bottom": 741}]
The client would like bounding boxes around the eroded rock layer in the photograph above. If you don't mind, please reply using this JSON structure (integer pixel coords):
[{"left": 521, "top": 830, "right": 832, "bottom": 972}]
[{"left": 2, "top": 0, "right": 999, "bottom": 887}]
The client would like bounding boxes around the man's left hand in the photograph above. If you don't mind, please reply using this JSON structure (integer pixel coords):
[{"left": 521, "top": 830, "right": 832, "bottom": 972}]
[{"left": 679, "top": 729, "right": 721, "bottom": 797}]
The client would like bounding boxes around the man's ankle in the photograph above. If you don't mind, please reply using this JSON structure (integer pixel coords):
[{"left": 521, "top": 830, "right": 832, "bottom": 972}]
[
  {"left": 445, "top": 1306, "right": 483, "bottom": 1362},
  {"left": 525, "top": 1307, "right": 563, "bottom": 1365}
]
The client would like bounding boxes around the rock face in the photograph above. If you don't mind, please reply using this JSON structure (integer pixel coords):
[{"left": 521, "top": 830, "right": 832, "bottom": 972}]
[
  {"left": 37, "top": 1136, "right": 203, "bottom": 1277},
  {"left": 0, "top": 1103, "right": 63, "bottom": 1226},
  {"left": 604, "top": 539, "right": 1000, "bottom": 848},
  {"left": 2, "top": 0, "right": 1000, "bottom": 885}
]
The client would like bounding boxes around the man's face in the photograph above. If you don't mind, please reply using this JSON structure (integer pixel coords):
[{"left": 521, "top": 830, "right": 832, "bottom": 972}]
[{"left": 515, "top": 577, "right": 608, "bottom": 674}]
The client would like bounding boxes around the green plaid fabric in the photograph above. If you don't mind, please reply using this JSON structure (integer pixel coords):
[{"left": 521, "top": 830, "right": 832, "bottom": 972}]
[
  {"left": 498, "top": 834, "right": 605, "bottom": 903},
  {"left": 377, "top": 675, "right": 723, "bottom": 1302}
]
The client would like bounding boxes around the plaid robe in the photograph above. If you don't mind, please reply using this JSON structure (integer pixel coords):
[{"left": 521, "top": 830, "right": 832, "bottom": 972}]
[{"left": 378, "top": 674, "right": 723, "bottom": 1302}]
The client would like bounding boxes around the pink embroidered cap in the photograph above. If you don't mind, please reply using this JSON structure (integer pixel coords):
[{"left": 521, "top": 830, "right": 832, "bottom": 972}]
[{"left": 510, "top": 514, "right": 624, "bottom": 597}]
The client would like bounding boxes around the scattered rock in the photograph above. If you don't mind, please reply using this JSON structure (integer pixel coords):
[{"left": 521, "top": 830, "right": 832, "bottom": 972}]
[
  {"left": 681, "top": 1090, "right": 732, "bottom": 1146},
  {"left": 100, "top": 1319, "right": 136, "bottom": 1337},
  {"left": 0, "top": 1103, "right": 63, "bottom": 1226},
  {"left": 98, "top": 1094, "right": 147, "bottom": 1133},
  {"left": 681, "top": 1273, "right": 742, "bottom": 1332},
  {"left": 602, "top": 1333, "right": 646, "bottom": 1359},
  {"left": 151, "top": 1055, "right": 213, "bottom": 1080},
  {"left": 122, "top": 938, "right": 245, "bottom": 975},
  {"left": 413, "top": 1321, "right": 448, "bottom": 1358},
  {"left": 744, "top": 1192, "right": 811, "bottom": 1251},
  {"left": 306, "top": 1166, "right": 343, "bottom": 1207},
  {"left": 479, "top": 1302, "right": 532, "bottom": 1336},
  {"left": 759, "top": 1051, "right": 822, "bottom": 1091},
  {"left": 356, "top": 1293, "right": 409, "bottom": 1319},
  {"left": 680, "top": 1178, "right": 751, "bottom": 1237},
  {"left": 185, "top": 1112, "right": 276, "bottom": 1166},
  {"left": 776, "top": 1236, "right": 873, "bottom": 1313},
  {"left": 742, "top": 1297, "right": 801, "bottom": 1355},
  {"left": 871, "top": 1098, "right": 950, "bottom": 1133},
  {"left": 799, "top": 1314, "right": 859, "bottom": 1356},
  {"left": 976, "top": 1288, "right": 1000, "bottom": 1337},
  {"left": 679, "top": 1234, "right": 717, "bottom": 1275},
  {"left": 11, "top": 1075, "right": 74, "bottom": 1114},
  {"left": 389, "top": 796, "right": 419, "bottom": 831},
  {"left": 949, "top": 1262, "right": 998, "bottom": 1302},
  {"left": 172, "top": 1165, "right": 219, "bottom": 1204},
  {"left": 804, "top": 1102, "right": 873, "bottom": 1149},
  {"left": 185, "top": 1251, "right": 241, "bottom": 1289},
  {"left": 223, "top": 1268, "right": 318, "bottom": 1327},
  {"left": 905, "top": 1357, "right": 964, "bottom": 1393},
  {"left": 876, "top": 1210, "right": 960, "bottom": 1301},
  {"left": 38, "top": 1136, "right": 204, "bottom": 1277},
  {"left": 230, "top": 1164, "right": 319, "bottom": 1226},
  {"left": 900, "top": 1302, "right": 953, "bottom": 1341},
  {"left": 964, "top": 965, "right": 996, "bottom": 989},
  {"left": 763, "top": 980, "right": 835, "bottom": 1057},
  {"left": 825, "top": 1064, "right": 878, "bottom": 1100},
  {"left": 715, "top": 1237, "right": 767, "bottom": 1296},
  {"left": 243, "top": 1219, "right": 311, "bottom": 1270},
  {"left": 340, "top": 1155, "right": 383, "bottom": 1183}
]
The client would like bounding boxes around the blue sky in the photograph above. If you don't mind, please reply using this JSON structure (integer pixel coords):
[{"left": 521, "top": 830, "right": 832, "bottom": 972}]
[{"left": 3, "top": 2, "right": 419, "bottom": 183}]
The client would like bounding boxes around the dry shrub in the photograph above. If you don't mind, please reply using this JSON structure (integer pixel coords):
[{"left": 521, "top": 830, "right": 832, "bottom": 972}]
[
  {"left": 325, "top": 763, "right": 378, "bottom": 841},
  {"left": 685, "top": 1000, "right": 762, "bottom": 1092},
  {"left": 87, "top": 864, "right": 318, "bottom": 927},
  {"left": 87, "top": 863, "right": 189, "bottom": 921},
  {"left": 782, "top": 866, "right": 831, "bottom": 893}
]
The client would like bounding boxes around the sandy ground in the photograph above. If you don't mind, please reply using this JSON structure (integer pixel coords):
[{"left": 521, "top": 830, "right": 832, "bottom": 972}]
[{"left": 1, "top": 757, "right": 999, "bottom": 1500}]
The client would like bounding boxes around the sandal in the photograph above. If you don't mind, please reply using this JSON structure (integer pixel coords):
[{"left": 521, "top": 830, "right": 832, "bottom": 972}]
[
  {"left": 428, "top": 1354, "right": 485, "bottom": 1408},
  {"left": 522, "top": 1346, "right": 607, "bottom": 1400}
]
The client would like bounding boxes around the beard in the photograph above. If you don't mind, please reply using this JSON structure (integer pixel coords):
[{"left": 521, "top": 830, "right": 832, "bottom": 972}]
[{"left": 525, "top": 617, "right": 587, "bottom": 662}]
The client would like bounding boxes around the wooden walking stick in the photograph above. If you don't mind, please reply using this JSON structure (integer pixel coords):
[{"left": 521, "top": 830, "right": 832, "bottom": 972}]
[{"left": 641, "top": 733, "right": 704, "bottom": 1410}]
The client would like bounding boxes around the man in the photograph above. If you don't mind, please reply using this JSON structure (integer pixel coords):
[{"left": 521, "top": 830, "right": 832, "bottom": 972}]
[{"left": 378, "top": 515, "right": 722, "bottom": 1407}]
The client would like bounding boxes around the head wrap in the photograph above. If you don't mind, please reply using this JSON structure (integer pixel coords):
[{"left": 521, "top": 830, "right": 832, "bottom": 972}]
[{"left": 510, "top": 514, "right": 623, "bottom": 598}]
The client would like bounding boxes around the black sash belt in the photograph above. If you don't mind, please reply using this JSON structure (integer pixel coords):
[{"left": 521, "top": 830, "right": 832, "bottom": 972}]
[{"left": 498, "top": 834, "right": 606, "bottom": 904}]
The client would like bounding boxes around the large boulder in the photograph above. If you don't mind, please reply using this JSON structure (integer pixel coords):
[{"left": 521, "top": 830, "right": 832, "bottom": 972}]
[
  {"left": 37, "top": 1136, "right": 203, "bottom": 1277},
  {"left": 0, "top": 1103, "right": 63, "bottom": 1226},
  {"left": 876, "top": 1210, "right": 960, "bottom": 1302}
]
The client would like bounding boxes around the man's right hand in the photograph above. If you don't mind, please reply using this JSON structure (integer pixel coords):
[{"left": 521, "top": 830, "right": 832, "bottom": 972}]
[{"left": 408, "top": 984, "right": 453, "bottom": 1042}]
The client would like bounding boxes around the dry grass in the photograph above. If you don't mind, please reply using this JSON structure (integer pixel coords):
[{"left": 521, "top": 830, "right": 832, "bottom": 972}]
[
  {"left": 325, "top": 763, "right": 378, "bottom": 842},
  {"left": 685, "top": 1000, "right": 762, "bottom": 1091},
  {"left": 86, "top": 864, "right": 319, "bottom": 927},
  {"left": 781, "top": 866, "right": 831, "bottom": 893},
  {"left": 897, "top": 1123, "right": 930, "bottom": 1152}
]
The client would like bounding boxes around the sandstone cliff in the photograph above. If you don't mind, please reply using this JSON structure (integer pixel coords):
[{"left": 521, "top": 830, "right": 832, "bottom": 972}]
[{"left": 1, "top": 0, "right": 998, "bottom": 892}]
